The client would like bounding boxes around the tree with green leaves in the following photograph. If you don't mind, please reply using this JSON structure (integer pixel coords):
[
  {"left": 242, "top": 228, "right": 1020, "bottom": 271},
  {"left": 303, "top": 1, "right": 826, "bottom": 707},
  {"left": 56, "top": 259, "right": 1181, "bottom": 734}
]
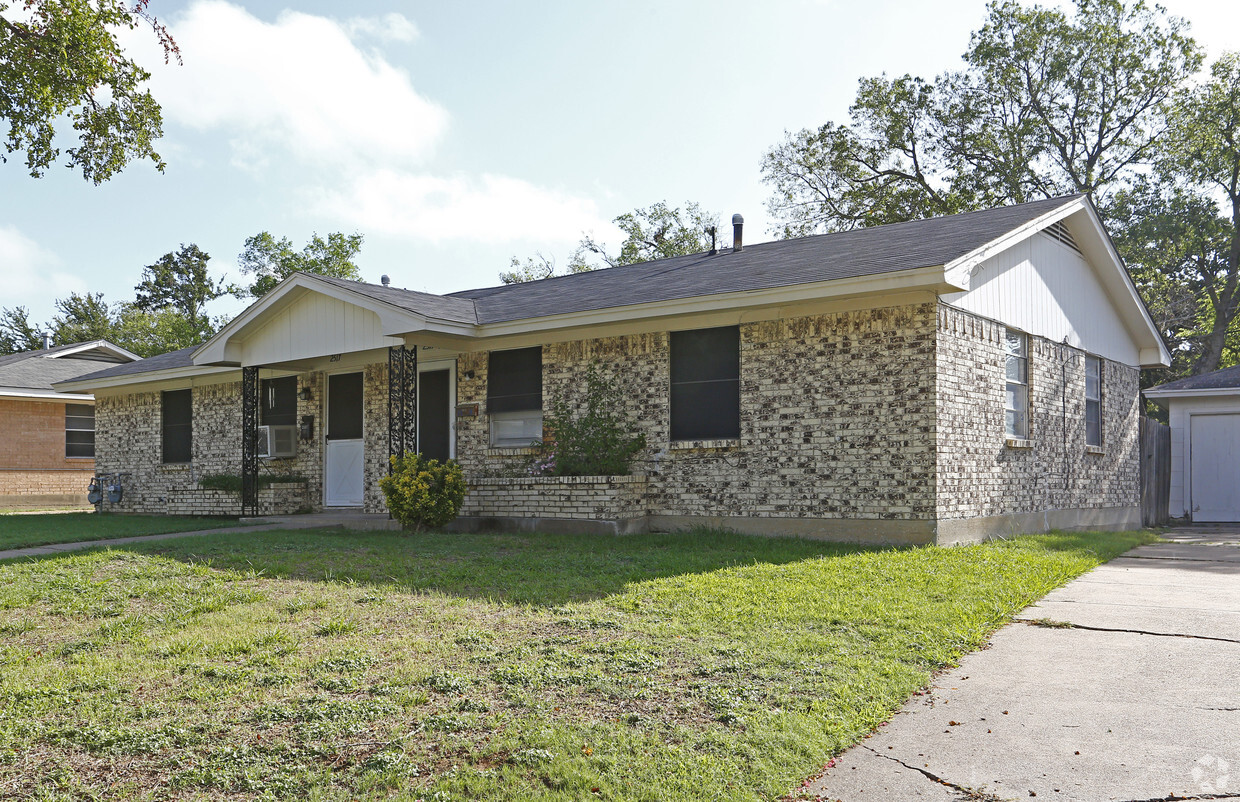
[
  {"left": 0, "top": 0, "right": 180, "bottom": 183},
  {"left": 133, "top": 243, "right": 229, "bottom": 341},
  {"left": 761, "top": 0, "right": 1200, "bottom": 235},
  {"left": 1112, "top": 53, "right": 1240, "bottom": 380},
  {"left": 500, "top": 201, "right": 723, "bottom": 284},
  {"left": 0, "top": 305, "right": 43, "bottom": 353},
  {"left": 238, "top": 231, "right": 365, "bottom": 298},
  {"left": 48, "top": 292, "right": 115, "bottom": 345}
]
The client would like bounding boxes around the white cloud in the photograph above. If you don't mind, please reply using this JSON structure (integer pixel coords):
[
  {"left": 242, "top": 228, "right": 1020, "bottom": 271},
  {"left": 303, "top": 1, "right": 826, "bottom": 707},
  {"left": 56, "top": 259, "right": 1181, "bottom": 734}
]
[
  {"left": 130, "top": 2, "right": 611, "bottom": 247},
  {"left": 346, "top": 12, "right": 419, "bottom": 43},
  {"left": 0, "top": 226, "right": 84, "bottom": 318},
  {"left": 312, "top": 171, "right": 617, "bottom": 244},
  {"left": 139, "top": 1, "right": 447, "bottom": 169}
]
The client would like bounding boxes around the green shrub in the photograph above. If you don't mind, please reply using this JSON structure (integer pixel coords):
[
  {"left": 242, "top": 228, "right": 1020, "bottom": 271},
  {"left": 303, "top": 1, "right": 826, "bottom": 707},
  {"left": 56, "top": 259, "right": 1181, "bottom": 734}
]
[
  {"left": 378, "top": 454, "right": 467, "bottom": 532},
  {"left": 530, "top": 361, "right": 646, "bottom": 476}
]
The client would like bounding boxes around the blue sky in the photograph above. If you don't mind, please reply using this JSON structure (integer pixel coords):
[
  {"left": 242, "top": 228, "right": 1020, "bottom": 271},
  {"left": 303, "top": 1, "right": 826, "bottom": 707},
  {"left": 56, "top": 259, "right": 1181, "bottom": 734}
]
[{"left": 2, "top": 0, "right": 1237, "bottom": 326}]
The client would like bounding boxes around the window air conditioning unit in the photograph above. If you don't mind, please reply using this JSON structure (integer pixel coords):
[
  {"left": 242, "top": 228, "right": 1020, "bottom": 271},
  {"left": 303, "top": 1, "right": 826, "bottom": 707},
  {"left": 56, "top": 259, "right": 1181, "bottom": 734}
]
[{"left": 256, "top": 425, "right": 298, "bottom": 459}]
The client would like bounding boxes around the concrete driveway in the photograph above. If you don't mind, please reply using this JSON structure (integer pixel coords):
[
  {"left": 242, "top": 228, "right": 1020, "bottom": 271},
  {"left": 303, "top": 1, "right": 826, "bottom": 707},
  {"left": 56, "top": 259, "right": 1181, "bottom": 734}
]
[{"left": 803, "top": 527, "right": 1240, "bottom": 802}]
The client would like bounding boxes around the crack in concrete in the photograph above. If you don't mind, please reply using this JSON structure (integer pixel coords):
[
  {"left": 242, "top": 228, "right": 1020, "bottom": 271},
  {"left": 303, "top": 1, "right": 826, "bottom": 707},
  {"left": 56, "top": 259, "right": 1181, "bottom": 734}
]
[
  {"left": 859, "top": 745, "right": 1009, "bottom": 801},
  {"left": 1016, "top": 619, "right": 1240, "bottom": 645}
]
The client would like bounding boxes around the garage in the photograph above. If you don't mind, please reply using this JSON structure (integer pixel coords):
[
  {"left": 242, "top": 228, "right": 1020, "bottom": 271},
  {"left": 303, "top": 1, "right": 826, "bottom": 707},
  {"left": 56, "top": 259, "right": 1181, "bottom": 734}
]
[{"left": 1147, "top": 365, "right": 1240, "bottom": 523}]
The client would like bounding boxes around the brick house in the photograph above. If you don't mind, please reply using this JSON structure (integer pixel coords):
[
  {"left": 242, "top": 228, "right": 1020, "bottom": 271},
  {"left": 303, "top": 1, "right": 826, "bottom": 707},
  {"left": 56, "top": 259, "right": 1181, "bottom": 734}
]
[
  {"left": 0, "top": 340, "right": 139, "bottom": 508},
  {"left": 59, "top": 195, "right": 1168, "bottom": 543}
]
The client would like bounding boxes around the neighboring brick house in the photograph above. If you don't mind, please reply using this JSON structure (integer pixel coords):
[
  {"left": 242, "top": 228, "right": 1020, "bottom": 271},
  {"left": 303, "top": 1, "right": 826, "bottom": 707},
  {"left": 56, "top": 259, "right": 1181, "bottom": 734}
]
[
  {"left": 60, "top": 195, "right": 1169, "bottom": 543},
  {"left": 0, "top": 340, "right": 139, "bottom": 508}
]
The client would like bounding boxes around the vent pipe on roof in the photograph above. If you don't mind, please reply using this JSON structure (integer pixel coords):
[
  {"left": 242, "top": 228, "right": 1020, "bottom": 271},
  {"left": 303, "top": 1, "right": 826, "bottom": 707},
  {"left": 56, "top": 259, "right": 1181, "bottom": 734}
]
[
  {"left": 41, "top": 332, "right": 51, "bottom": 350},
  {"left": 380, "top": 275, "right": 391, "bottom": 287},
  {"left": 732, "top": 214, "right": 744, "bottom": 252}
]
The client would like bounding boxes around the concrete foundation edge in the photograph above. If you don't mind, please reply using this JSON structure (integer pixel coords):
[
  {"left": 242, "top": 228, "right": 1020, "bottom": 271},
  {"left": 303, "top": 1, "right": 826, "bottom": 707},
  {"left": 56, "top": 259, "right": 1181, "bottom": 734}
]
[{"left": 934, "top": 506, "right": 1143, "bottom": 545}]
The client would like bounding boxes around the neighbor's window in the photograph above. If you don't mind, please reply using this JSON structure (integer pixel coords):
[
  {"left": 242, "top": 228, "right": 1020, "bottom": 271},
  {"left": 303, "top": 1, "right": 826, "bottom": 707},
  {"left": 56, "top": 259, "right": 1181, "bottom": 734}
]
[
  {"left": 1004, "top": 331, "right": 1029, "bottom": 439},
  {"left": 162, "top": 389, "right": 193, "bottom": 463},
  {"left": 488, "top": 347, "right": 542, "bottom": 447},
  {"left": 1085, "top": 355, "right": 1102, "bottom": 447},
  {"left": 670, "top": 325, "right": 740, "bottom": 441},
  {"left": 261, "top": 376, "right": 297, "bottom": 426},
  {"left": 65, "top": 403, "right": 95, "bottom": 458}
]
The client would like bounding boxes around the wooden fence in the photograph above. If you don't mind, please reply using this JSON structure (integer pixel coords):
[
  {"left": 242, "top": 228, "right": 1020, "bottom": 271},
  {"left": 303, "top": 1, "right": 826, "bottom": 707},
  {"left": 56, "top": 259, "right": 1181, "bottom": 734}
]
[{"left": 1139, "top": 416, "right": 1171, "bottom": 527}]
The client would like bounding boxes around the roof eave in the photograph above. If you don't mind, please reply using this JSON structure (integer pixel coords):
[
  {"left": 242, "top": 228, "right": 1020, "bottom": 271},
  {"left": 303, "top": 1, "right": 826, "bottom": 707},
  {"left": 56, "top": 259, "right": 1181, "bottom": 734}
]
[
  {"left": 54, "top": 364, "right": 240, "bottom": 393},
  {"left": 0, "top": 386, "right": 93, "bottom": 402}
]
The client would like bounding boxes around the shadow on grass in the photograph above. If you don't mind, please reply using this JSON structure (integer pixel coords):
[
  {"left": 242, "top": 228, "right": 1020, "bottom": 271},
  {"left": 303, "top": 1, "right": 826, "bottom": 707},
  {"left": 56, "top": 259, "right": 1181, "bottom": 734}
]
[{"left": 102, "top": 526, "right": 893, "bottom": 606}]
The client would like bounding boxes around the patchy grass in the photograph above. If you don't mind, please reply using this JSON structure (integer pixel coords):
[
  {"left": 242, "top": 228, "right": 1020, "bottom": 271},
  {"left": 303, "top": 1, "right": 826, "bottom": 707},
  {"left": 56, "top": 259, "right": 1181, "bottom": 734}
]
[
  {"left": 0, "top": 512, "right": 243, "bottom": 551},
  {"left": 0, "top": 527, "right": 1154, "bottom": 800}
]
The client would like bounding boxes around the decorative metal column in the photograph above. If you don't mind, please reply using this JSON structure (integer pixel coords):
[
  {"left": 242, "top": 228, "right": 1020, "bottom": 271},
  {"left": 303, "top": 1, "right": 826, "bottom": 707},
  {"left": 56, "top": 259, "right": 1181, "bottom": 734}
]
[
  {"left": 387, "top": 345, "right": 418, "bottom": 470},
  {"left": 241, "top": 366, "right": 260, "bottom": 516}
]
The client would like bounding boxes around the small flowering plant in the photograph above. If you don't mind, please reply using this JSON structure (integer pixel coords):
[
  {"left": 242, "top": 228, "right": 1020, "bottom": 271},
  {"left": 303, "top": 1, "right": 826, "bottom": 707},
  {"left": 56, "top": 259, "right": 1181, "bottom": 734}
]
[
  {"left": 527, "top": 362, "right": 645, "bottom": 477},
  {"left": 528, "top": 450, "right": 557, "bottom": 476}
]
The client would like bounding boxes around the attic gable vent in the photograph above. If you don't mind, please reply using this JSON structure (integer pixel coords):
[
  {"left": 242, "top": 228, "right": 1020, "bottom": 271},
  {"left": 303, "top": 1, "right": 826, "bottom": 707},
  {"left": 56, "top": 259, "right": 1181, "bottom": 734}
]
[{"left": 1045, "top": 220, "right": 1082, "bottom": 255}]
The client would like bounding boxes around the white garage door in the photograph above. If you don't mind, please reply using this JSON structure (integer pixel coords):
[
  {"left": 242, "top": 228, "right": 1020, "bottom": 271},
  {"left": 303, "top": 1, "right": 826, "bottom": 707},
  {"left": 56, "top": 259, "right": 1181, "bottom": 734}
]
[{"left": 1190, "top": 414, "right": 1240, "bottom": 522}]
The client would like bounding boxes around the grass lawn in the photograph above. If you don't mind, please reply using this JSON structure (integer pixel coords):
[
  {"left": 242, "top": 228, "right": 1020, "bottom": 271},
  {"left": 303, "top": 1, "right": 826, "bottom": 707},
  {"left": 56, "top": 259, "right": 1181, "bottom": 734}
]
[
  {"left": 0, "top": 512, "right": 243, "bottom": 551},
  {"left": 0, "top": 527, "right": 1154, "bottom": 800}
]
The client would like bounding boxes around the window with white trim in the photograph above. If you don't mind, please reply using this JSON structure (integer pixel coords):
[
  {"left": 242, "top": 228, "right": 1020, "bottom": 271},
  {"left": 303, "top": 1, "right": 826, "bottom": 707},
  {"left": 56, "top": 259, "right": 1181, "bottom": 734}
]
[
  {"left": 1085, "top": 355, "right": 1102, "bottom": 447},
  {"left": 1004, "top": 331, "right": 1029, "bottom": 439},
  {"left": 487, "top": 347, "right": 542, "bottom": 447},
  {"left": 65, "top": 403, "right": 94, "bottom": 458}
]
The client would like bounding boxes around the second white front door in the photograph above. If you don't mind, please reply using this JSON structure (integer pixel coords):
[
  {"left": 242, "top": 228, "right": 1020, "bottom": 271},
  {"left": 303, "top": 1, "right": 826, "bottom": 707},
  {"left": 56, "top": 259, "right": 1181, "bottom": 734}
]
[{"left": 325, "top": 372, "right": 364, "bottom": 507}]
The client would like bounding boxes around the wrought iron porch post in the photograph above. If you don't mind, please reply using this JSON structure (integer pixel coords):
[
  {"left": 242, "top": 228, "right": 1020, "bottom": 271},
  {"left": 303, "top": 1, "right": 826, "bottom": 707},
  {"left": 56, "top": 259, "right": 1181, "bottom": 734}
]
[
  {"left": 241, "top": 366, "right": 259, "bottom": 516},
  {"left": 387, "top": 345, "right": 418, "bottom": 470}
]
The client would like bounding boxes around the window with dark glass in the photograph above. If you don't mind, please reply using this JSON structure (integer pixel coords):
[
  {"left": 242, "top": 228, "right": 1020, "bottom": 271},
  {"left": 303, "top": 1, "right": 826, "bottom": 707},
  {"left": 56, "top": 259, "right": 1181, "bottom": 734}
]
[
  {"left": 261, "top": 376, "right": 297, "bottom": 426},
  {"left": 65, "top": 403, "right": 95, "bottom": 458},
  {"left": 670, "top": 326, "right": 740, "bottom": 441},
  {"left": 162, "top": 389, "right": 193, "bottom": 463},
  {"left": 488, "top": 347, "right": 542, "bottom": 446},
  {"left": 1085, "top": 355, "right": 1102, "bottom": 447}
]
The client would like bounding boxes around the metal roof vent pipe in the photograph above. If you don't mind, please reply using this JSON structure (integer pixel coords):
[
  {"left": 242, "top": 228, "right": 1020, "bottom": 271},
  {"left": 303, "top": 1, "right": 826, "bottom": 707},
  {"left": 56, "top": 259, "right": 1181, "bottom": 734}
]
[
  {"left": 42, "top": 332, "right": 51, "bottom": 350},
  {"left": 380, "top": 274, "right": 391, "bottom": 287},
  {"left": 732, "top": 214, "right": 744, "bottom": 252}
]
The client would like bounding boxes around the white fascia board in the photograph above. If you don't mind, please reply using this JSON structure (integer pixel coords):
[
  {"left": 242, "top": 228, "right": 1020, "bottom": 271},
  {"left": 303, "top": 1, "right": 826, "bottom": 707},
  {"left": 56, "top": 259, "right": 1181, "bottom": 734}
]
[
  {"left": 193, "top": 274, "right": 477, "bottom": 366},
  {"left": 45, "top": 340, "right": 142, "bottom": 362},
  {"left": 54, "top": 365, "right": 240, "bottom": 393},
  {"left": 472, "top": 265, "right": 955, "bottom": 339},
  {"left": 0, "top": 387, "right": 93, "bottom": 402},
  {"left": 1144, "top": 387, "right": 1240, "bottom": 401}
]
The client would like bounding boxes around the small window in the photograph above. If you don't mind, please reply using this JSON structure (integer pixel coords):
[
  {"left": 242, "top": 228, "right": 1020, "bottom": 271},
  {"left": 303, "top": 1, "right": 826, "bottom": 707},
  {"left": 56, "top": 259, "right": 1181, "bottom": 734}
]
[
  {"left": 261, "top": 376, "right": 297, "bottom": 426},
  {"left": 488, "top": 347, "right": 542, "bottom": 447},
  {"left": 1085, "top": 355, "right": 1102, "bottom": 447},
  {"left": 162, "top": 389, "right": 193, "bottom": 463},
  {"left": 1004, "top": 331, "right": 1029, "bottom": 439},
  {"left": 65, "top": 403, "right": 95, "bottom": 458},
  {"left": 671, "top": 326, "right": 740, "bottom": 441}
]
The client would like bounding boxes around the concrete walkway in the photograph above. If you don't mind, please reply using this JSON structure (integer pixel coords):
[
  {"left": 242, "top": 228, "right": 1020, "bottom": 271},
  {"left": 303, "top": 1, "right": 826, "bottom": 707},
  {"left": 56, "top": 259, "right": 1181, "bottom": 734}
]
[
  {"left": 805, "top": 527, "right": 1240, "bottom": 802},
  {"left": 0, "top": 511, "right": 399, "bottom": 561}
]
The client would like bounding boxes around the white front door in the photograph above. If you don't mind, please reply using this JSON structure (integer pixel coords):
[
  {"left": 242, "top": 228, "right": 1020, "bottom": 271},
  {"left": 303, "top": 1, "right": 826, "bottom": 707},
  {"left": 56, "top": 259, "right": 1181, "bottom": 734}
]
[
  {"left": 325, "top": 372, "right": 364, "bottom": 507},
  {"left": 1190, "top": 414, "right": 1240, "bottom": 522}
]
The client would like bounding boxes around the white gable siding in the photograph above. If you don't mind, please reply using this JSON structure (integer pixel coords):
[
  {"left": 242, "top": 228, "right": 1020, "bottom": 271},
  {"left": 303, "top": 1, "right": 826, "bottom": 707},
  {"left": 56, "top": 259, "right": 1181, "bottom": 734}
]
[
  {"left": 941, "top": 232, "right": 1140, "bottom": 366},
  {"left": 241, "top": 292, "right": 402, "bottom": 366}
]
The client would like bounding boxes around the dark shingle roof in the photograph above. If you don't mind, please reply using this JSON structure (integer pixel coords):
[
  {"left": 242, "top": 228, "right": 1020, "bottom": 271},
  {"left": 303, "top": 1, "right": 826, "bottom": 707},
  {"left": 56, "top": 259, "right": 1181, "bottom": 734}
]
[
  {"left": 57, "top": 346, "right": 198, "bottom": 386},
  {"left": 311, "top": 274, "right": 478, "bottom": 324},
  {"left": 56, "top": 196, "right": 1087, "bottom": 385},
  {"left": 448, "top": 195, "right": 1084, "bottom": 324},
  {"left": 0, "top": 341, "right": 136, "bottom": 392},
  {"left": 1148, "top": 364, "right": 1240, "bottom": 393}
]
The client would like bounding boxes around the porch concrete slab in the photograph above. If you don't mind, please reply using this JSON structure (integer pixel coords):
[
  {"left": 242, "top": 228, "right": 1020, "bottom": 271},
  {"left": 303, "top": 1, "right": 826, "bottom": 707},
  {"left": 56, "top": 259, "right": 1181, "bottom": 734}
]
[{"left": 805, "top": 529, "right": 1240, "bottom": 802}]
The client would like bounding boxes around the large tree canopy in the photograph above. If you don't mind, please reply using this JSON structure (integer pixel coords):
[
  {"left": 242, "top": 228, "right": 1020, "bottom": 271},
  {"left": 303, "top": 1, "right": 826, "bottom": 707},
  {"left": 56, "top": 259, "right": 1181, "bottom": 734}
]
[
  {"left": 134, "top": 243, "right": 230, "bottom": 340},
  {"left": 0, "top": 0, "right": 179, "bottom": 183},
  {"left": 761, "top": 0, "right": 1200, "bottom": 236},
  {"left": 238, "top": 232, "right": 365, "bottom": 298},
  {"left": 500, "top": 202, "right": 723, "bottom": 284}
]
